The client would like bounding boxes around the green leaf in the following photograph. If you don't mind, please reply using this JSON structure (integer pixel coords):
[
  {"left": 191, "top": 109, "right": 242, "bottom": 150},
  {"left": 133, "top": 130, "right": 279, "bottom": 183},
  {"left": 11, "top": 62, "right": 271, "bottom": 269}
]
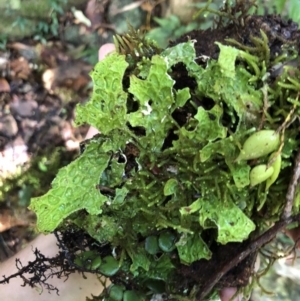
[
  {"left": 112, "top": 187, "right": 129, "bottom": 205},
  {"left": 99, "top": 256, "right": 119, "bottom": 276},
  {"left": 198, "top": 196, "right": 256, "bottom": 244},
  {"left": 75, "top": 53, "right": 129, "bottom": 135},
  {"left": 175, "top": 87, "right": 190, "bottom": 107},
  {"left": 29, "top": 140, "right": 111, "bottom": 232},
  {"left": 123, "top": 290, "right": 145, "bottom": 301},
  {"left": 289, "top": 0, "right": 300, "bottom": 23},
  {"left": 163, "top": 178, "right": 178, "bottom": 196},
  {"left": 127, "top": 246, "right": 151, "bottom": 274},
  {"left": 226, "top": 160, "right": 251, "bottom": 188},
  {"left": 146, "top": 16, "right": 194, "bottom": 48},
  {"left": 216, "top": 43, "right": 239, "bottom": 78},
  {"left": 147, "top": 254, "right": 175, "bottom": 281},
  {"left": 161, "top": 40, "right": 196, "bottom": 67},
  {"left": 194, "top": 104, "right": 227, "bottom": 142},
  {"left": 190, "top": 56, "right": 262, "bottom": 124},
  {"left": 73, "top": 214, "right": 118, "bottom": 244},
  {"left": 145, "top": 236, "right": 160, "bottom": 255},
  {"left": 274, "top": 0, "right": 287, "bottom": 13},
  {"left": 153, "top": 15, "right": 180, "bottom": 30},
  {"left": 200, "top": 134, "right": 239, "bottom": 162},
  {"left": 176, "top": 233, "right": 212, "bottom": 264},
  {"left": 180, "top": 199, "right": 202, "bottom": 216},
  {"left": 128, "top": 55, "right": 175, "bottom": 150}
]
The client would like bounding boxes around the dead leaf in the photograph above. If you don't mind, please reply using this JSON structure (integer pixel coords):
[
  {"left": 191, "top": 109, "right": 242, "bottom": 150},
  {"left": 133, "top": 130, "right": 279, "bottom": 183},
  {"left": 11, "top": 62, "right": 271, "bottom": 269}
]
[
  {"left": 10, "top": 57, "right": 31, "bottom": 80},
  {"left": 0, "top": 78, "right": 10, "bottom": 92},
  {"left": 42, "top": 61, "right": 91, "bottom": 91}
]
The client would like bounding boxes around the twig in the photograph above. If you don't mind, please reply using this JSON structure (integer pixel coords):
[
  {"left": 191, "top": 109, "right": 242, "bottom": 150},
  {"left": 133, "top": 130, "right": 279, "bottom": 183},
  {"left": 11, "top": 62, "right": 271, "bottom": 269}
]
[{"left": 282, "top": 149, "right": 300, "bottom": 219}]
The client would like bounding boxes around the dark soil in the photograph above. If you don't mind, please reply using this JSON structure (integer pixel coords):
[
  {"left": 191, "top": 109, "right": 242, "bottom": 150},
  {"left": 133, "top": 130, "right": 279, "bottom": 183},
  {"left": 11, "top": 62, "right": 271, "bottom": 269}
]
[{"left": 175, "top": 14, "right": 300, "bottom": 59}]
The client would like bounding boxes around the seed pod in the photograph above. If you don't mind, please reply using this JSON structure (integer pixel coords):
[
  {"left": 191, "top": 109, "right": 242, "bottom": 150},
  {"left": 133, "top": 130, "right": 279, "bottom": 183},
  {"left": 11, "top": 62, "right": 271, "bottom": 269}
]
[
  {"left": 158, "top": 231, "right": 176, "bottom": 252},
  {"left": 236, "top": 130, "right": 280, "bottom": 161},
  {"left": 265, "top": 152, "right": 282, "bottom": 190},
  {"left": 99, "top": 256, "right": 119, "bottom": 276},
  {"left": 145, "top": 235, "right": 160, "bottom": 255},
  {"left": 250, "top": 164, "right": 274, "bottom": 187}
]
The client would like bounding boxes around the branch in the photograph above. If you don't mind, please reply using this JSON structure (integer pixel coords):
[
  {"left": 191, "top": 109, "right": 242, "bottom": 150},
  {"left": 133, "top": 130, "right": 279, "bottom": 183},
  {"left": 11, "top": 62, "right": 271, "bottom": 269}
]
[{"left": 282, "top": 149, "right": 300, "bottom": 219}]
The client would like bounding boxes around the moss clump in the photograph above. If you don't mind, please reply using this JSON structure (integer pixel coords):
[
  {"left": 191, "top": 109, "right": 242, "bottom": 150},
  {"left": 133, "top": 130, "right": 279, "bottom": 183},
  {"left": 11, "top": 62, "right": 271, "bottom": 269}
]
[{"left": 28, "top": 1, "right": 300, "bottom": 300}]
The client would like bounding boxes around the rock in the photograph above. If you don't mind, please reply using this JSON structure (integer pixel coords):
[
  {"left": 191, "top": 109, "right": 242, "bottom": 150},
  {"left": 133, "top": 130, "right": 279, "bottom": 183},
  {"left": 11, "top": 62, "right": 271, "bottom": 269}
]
[
  {"left": 10, "top": 97, "right": 38, "bottom": 119},
  {"left": 0, "top": 114, "right": 18, "bottom": 138}
]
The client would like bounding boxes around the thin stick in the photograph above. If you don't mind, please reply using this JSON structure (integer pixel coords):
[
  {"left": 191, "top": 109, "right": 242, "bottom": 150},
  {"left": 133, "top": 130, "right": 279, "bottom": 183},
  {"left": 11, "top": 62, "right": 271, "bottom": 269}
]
[{"left": 282, "top": 149, "right": 300, "bottom": 219}]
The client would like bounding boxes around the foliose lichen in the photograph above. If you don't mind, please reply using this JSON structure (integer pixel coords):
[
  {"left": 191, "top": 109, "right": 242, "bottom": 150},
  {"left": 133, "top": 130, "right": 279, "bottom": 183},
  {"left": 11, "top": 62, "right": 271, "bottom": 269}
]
[{"left": 28, "top": 2, "right": 300, "bottom": 300}]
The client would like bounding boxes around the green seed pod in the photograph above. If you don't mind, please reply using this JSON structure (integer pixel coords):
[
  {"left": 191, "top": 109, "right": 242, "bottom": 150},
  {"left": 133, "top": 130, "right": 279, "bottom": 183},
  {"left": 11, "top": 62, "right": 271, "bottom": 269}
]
[
  {"left": 265, "top": 152, "right": 282, "bottom": 191},
  {"left": 145, "top": 235, "right": 160, "bottom": 255},
  {"left": 250, "top": 164, "right": 274, "bottom": 187},
  {"left": 123, "top": 290, "right": 144, "bottom": 301},
  {"left": 99, "top": 256, "right": 119, "bottom": 276},
  {"left": 108, "top": 284, "right": 125, "bottom": 301},
  {"left": 158, "top": 231, "right": 176, "bottom": 252},
  {"left": 236, "top": 130, "right": 280, "bottom": 161}
]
